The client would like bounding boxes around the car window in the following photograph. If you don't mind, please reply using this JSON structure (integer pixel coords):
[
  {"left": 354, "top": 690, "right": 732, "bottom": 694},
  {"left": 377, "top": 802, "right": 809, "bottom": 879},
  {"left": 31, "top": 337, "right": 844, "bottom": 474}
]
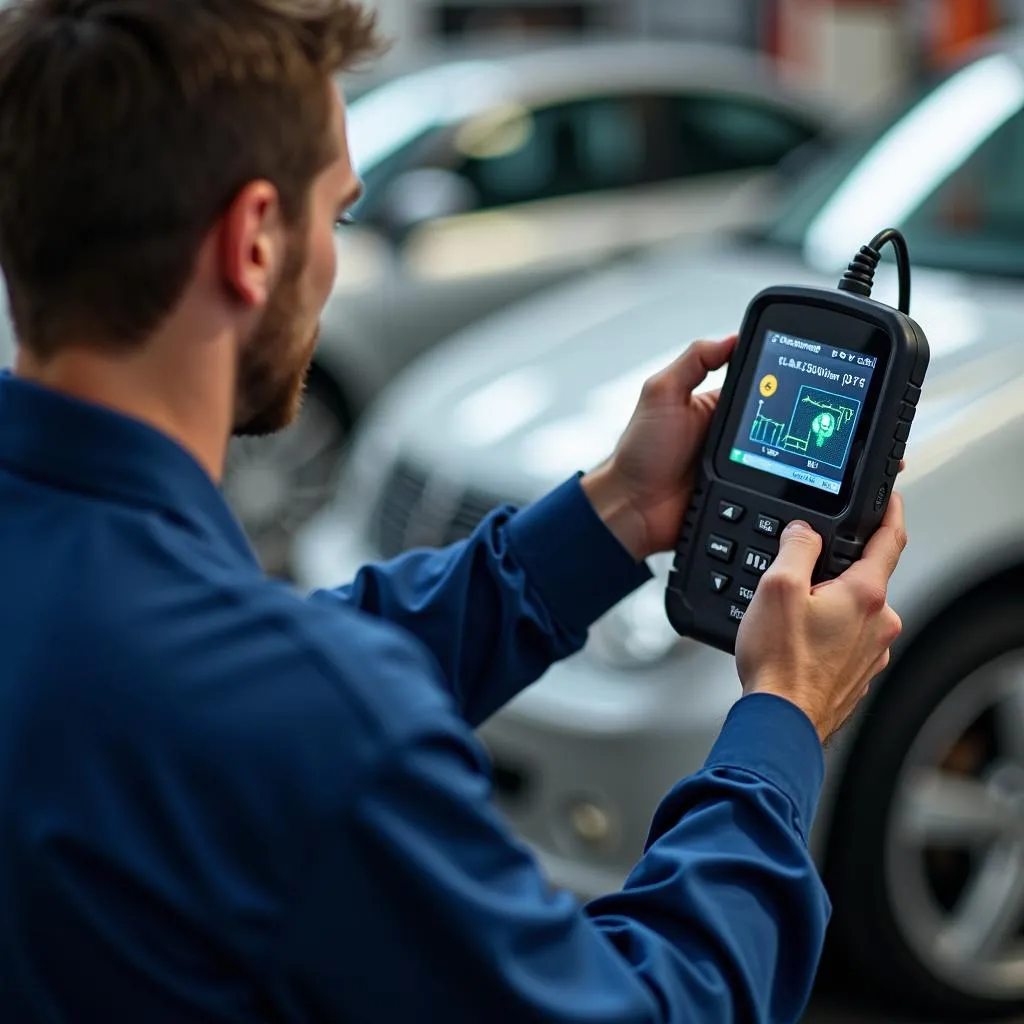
[
  {"left": 762, "top": 50, "right": 1024, "bottom": 276},
  {"left": 896, "top": 106, "right": 1024, "bottom": 274},
  {"left": 342, "top": 60, "right": 518, "bottom": 222},
  {"left": 450, "top": 95, "right": 656, "bottom": 208},
  {"left": 667, "top": 94, "right": 820, "bottom": 176}
]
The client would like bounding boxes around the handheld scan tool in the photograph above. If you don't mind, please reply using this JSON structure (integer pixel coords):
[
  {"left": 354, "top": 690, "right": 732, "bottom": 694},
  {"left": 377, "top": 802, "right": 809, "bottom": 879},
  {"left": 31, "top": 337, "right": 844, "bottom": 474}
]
[{"left": 665, "top": 229, "right": 929, "bottom": 654}]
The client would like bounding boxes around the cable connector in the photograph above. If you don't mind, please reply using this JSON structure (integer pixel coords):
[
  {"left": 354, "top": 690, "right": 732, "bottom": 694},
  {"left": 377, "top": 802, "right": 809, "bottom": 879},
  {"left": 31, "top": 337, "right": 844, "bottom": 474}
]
[
  {"left": 836, "top": 227, "right": 911, "bottom": 315},
  {"left": 837, "top": 244, "right": 881, "bottom": 300}
]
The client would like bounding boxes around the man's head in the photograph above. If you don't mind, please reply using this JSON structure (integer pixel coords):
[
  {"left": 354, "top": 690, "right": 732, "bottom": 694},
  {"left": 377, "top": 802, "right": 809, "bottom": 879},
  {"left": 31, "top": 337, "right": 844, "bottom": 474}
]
[{"left": 0, "top": 0, "right": 380, "bottom": 436}]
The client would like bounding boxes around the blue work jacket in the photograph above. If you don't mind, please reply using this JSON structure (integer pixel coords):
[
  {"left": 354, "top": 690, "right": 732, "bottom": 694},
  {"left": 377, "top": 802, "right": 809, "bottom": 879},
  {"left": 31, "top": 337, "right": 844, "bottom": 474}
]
[{"left": 0, "top": 373, "right": 829, "bottom": 1022}]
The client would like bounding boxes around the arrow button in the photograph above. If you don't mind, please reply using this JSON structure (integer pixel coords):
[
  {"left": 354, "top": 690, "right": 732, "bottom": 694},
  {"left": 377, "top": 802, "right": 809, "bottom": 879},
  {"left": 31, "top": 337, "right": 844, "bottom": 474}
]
[
  {"left": 718, "top": 501, "right": 746, "bottom": 523},
  {"left": 710, "top": 571, "right": 731, "bottom": 593}
]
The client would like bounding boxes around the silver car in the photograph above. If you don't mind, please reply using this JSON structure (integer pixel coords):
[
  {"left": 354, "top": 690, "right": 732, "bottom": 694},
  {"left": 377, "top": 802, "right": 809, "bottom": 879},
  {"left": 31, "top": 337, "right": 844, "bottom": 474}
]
[
  {"left": 295, "top": 31, "right": 1024, "bottom": 1019},
  {"left": 223, "top": 40, "right": 833, "bottom": 575}
]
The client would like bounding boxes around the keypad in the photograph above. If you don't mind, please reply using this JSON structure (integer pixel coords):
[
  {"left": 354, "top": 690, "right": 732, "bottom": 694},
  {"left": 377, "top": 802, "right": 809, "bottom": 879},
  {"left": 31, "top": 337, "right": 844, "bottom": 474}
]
[{"left": 697, "top": 497, "right": 782, "bottom": 627}]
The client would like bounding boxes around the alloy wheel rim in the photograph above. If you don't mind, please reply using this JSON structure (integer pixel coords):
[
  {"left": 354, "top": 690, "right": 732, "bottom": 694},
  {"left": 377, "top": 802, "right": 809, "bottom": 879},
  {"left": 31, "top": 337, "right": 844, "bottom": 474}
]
[
  {"left": 886, "top": 648, "right": 1024, "bottom": 1000},
  {"left": 222, "top": 388, "right": 347, "bottom": 578}
]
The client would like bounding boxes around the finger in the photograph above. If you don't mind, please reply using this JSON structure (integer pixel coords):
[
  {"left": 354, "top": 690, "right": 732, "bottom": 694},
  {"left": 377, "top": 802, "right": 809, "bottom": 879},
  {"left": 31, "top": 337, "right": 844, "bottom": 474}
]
[
  {"left": 762, "top": 520, "right": 822, "bottom": 589},
  {"left": 899, "top": 459, "right": 906, "bottom": 474},
  {"left": 849, "top": 491, "right": 908, "bottom": 585},
  {"left": 668, "top": 336, "right": 737, "bottom": 395},
  {"left": 693, "top": 386, "right": 722, "bottom": 410}
]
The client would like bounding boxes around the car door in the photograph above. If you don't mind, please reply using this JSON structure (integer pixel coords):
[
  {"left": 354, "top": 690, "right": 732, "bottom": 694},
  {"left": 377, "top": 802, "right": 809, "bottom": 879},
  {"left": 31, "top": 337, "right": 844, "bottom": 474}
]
[{"left": 379, "top": 89, "right": 820, "bottom": 372}]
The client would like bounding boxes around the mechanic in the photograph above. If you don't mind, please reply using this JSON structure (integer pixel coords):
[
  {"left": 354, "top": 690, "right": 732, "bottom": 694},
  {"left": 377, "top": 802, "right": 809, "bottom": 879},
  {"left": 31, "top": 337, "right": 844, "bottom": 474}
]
[{"left": 0, "top": 1, "right": 906, "bottom": 1022}]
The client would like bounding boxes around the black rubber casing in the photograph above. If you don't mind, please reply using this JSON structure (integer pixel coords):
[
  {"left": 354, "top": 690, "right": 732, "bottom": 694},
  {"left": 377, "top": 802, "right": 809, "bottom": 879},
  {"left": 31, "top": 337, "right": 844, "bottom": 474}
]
[{"left": 665, "top": 285, "right": 930, "bottom": 655}]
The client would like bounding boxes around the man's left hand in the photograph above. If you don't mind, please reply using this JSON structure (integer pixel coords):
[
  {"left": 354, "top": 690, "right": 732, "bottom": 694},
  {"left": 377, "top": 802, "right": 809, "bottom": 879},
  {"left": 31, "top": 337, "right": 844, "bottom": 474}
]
[{"left": 581, "top": 336, "right": 737, "bottom": 562}]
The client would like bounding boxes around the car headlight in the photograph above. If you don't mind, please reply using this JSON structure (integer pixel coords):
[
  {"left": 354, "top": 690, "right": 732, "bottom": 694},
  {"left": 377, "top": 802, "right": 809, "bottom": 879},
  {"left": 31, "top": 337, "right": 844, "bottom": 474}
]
[{"left": 586, "top": 553, "right": 689, "bottom": 669}]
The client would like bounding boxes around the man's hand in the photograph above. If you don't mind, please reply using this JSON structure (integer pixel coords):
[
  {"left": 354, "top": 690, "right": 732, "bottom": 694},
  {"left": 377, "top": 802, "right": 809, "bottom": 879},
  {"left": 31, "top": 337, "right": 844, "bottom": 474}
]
[
  {"left": 735, "top": 494, "right": 908, "bottom": 744},
  {"left": 581, "top": 336, "right": 737, "bottom": 561}
]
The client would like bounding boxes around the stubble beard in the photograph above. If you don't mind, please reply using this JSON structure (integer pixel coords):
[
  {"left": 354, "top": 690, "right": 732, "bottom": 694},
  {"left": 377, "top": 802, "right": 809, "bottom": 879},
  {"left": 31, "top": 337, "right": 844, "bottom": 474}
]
[{"left": 232, "top": 234, "right": 319, "bottom": 439}]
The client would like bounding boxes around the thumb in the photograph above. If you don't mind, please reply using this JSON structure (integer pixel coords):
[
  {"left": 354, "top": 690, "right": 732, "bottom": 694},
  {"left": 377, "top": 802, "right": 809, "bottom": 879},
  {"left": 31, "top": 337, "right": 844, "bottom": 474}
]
[
  {"left": 669, "top": 336, "right": 737, "bottom": 395},
  {"left": 767, "top": 521, "right": 822, "bottom": 585}
]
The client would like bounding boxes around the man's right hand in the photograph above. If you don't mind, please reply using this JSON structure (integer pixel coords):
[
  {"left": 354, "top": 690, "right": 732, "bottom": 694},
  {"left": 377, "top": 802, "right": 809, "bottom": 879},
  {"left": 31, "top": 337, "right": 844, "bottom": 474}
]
[{"left": 735, "top": 493, "right": 908, "bottom": 744}]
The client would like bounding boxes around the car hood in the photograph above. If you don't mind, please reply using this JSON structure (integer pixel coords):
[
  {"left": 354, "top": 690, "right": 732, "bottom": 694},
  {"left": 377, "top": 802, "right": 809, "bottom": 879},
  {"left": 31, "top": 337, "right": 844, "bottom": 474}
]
[{"left": 351, "top": 240, "right": 1019, "bottom": 502}]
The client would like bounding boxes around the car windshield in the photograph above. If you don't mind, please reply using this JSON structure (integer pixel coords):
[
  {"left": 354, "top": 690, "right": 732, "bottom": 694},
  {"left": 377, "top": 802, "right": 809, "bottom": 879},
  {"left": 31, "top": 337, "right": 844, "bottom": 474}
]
[{"left": 761, "top": 47, "right": 1024, "bottom": 278}]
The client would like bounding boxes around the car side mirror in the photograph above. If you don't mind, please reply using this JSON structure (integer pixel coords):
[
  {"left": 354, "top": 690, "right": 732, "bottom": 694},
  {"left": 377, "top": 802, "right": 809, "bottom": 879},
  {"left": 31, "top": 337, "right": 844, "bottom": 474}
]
[{"left": 377, "top": 168, "right": 480, "bottom": 242}]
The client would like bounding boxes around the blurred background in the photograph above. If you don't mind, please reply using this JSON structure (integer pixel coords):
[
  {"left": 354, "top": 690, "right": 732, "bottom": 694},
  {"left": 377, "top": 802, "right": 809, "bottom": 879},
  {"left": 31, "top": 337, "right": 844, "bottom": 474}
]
[
  {"left": 9, "top": 1, "right": 1024, "bottom": 1020},
  {"left": 224, "top": 0, "right": 1024, "bottom": 579},
  {"left": 256, "top": 4, "right": 1024, "bottom": 1015}
]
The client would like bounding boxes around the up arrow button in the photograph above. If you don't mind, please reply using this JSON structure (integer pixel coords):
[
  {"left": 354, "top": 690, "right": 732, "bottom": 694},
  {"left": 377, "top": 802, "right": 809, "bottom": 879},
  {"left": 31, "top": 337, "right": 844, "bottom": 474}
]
[{"left": 718, "top": 501, "right": 745, "bottom": 523}]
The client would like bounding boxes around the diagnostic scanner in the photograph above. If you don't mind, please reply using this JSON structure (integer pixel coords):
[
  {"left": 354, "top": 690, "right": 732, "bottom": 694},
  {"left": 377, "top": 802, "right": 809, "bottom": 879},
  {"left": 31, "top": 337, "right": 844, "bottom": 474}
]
[{"left": 665, "top": 228, "right": 929, "bottom": 655}]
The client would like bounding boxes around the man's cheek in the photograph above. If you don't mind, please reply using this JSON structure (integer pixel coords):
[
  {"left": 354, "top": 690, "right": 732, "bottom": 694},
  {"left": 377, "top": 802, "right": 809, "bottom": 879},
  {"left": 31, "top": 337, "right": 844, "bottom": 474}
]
[{"left": 315, "top": 232, "right": 338, "bottom": 306}]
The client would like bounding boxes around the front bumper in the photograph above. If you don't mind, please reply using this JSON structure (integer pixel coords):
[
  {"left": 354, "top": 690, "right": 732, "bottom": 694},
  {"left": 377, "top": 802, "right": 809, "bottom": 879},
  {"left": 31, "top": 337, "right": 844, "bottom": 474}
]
[
  {"left": 478, "top": 644, "right": 740, "bottom": 899},
  {"left": 294, "top": 509, "right": 744, "bottom": 901}
]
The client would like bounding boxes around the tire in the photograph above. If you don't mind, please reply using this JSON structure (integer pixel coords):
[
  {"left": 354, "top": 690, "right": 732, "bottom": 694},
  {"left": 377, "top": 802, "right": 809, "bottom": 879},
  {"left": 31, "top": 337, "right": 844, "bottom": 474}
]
[
  {"left": 223, "top": 367, "right": 351, "bottom": 579},
  {"left": 824, "top": 585, "right": 1024, "bottom": 1020}
]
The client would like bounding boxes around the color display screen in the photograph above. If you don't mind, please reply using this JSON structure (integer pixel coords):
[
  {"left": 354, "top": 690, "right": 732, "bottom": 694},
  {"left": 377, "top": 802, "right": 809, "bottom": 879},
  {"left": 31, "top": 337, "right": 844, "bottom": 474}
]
[{"left": 727, "top": 329, "right": 878, "bottom": 495}]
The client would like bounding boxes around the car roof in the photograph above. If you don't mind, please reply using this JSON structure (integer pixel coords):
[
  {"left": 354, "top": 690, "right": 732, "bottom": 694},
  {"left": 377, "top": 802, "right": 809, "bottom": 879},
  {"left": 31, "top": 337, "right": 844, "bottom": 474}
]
[{"left": 343, "top": 37, "right": 835, "bottom": 122}]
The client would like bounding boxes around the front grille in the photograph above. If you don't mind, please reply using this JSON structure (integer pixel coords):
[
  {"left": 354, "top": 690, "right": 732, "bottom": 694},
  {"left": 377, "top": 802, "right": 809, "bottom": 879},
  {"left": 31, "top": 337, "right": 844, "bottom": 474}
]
[
  {"left": 369, "top": 458, "right": 518, "bottom": 559},
  {"left": 370, "top": 460, "right": 429, "bottom": 559}
]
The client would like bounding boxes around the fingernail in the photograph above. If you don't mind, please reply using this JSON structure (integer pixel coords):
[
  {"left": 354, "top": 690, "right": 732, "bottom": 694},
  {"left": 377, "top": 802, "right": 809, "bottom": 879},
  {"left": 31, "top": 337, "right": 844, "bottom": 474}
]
[{"left": 785, "top": 520, "right": 810, "bottom": 535}]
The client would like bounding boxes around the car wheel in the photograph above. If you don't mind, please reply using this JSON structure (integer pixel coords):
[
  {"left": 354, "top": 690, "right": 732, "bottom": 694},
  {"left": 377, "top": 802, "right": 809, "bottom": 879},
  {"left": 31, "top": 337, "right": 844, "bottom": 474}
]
[
  {"left": 825, "top": 587, "right": 1024, "bottom": 1020},
  {"left": 223, "top": 368, "right": 350, "bottom": 579}
]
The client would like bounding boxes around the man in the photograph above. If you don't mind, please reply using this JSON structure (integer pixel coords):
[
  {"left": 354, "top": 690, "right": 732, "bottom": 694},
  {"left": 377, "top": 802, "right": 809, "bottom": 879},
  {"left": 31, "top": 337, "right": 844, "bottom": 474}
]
[{"left": 0, "top": 1, "right": 905, "bottom": 1021}]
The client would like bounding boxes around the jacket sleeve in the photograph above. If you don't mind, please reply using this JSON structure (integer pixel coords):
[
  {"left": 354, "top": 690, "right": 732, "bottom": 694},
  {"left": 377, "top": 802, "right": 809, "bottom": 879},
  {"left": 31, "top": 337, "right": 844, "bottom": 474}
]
[
  {"left": 274, "top": 692, "right": 831, "bottom": 1024},
  {"left": 307, "top": 474, "right": 652, "bottom": 726}
]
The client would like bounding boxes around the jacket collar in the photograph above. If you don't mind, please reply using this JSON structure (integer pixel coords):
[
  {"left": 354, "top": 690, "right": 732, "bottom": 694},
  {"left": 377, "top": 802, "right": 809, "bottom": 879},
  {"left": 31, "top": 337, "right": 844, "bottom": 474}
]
[{"left": 0, "top": 371, "right": 259, "bottom": 566}]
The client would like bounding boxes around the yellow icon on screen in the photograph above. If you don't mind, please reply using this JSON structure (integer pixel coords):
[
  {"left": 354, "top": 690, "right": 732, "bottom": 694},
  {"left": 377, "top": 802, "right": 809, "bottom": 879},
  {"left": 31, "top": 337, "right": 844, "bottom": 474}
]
[{"left": 759, "top": 374, "right": 778, "bottom": 398}]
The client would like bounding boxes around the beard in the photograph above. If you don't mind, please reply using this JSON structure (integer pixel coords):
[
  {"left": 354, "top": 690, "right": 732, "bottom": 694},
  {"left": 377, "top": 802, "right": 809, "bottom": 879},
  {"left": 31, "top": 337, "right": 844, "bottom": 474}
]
[{"left": 232, "top": 233, "right": 319, "bottom": 438}]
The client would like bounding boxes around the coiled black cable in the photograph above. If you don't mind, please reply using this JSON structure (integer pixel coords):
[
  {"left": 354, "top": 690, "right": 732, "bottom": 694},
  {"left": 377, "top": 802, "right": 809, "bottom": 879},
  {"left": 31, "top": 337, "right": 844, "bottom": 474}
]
[{"left": 836, "top": 227, "right": 911, "bottom": 315}]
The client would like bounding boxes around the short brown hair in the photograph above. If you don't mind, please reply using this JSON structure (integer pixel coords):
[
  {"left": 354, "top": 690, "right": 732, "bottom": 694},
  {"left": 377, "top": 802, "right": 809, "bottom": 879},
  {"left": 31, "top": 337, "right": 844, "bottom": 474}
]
[{"left": 0, "top": 0, "right": 382, "bottom": 357}]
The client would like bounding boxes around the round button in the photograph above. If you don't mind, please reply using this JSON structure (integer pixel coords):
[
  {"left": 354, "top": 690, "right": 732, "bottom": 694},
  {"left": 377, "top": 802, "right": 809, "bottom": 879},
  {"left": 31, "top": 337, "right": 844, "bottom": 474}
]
[{"left": 759, "top": 374, "right": 778, "bottom": 398}]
